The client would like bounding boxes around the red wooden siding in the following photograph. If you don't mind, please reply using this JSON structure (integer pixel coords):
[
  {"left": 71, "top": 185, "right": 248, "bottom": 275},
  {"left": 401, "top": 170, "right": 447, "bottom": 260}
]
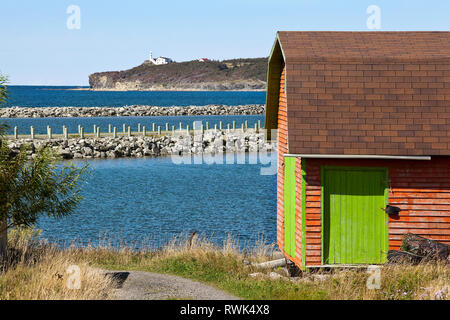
[
  {"left": 303, "top": 159, "right": 322, "bottom": 265},
  {"left": 301, "top": 157, "right": 450, "bottom": 266},
  {"left": 277, "top": 64, "right": 287, "bottom": 253}
]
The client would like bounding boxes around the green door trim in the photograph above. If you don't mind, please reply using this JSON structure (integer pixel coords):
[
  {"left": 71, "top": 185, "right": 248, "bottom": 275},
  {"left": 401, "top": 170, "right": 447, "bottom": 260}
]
[
  {"left": 301, "top": 158, "right": 307, "bottom": 270},
  {"left": 284, "top": 157, "right": 296, "bottom": 259},
  {"left": 320, "top": 166, "right": 389, "bottom": 265}
]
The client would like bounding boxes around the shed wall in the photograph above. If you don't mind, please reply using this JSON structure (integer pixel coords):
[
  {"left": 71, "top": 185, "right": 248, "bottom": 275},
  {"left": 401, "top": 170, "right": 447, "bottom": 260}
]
[
  {"left": 302, "top": 157, "right": 450, "bottom": 266},
  {"left": 277, "top": 64, "right": 287, "bottom": 253},
  {"left": 277, "top": 64, "right": 304, "bottom": 267}
]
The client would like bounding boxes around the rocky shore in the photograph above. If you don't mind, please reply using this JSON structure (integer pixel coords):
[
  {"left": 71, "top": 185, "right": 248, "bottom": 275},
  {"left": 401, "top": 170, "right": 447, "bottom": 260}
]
[
  {"left": 6, "top": 130, "right": 274, "bottom": 159},
  {"left": 0, "top": 104, "right": 265, "bottom": 118}
]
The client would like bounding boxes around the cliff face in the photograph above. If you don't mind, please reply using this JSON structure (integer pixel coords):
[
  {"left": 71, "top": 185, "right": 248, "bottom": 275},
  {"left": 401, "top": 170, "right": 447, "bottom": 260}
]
[{"left": 89, "top": 58, "right": 267, "bottom": 91}]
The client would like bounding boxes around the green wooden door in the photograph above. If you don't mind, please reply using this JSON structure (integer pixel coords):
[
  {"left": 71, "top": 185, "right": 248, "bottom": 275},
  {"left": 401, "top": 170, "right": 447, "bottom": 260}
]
[
  {"left": 284, "top": 157, "right": 296, "bottom": 258},
  {"left": 322, "top": 167, "right": 388, "bottom": 264}
]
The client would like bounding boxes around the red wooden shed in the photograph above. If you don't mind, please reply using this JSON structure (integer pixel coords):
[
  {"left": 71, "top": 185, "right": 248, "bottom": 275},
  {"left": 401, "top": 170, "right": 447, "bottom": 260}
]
[{"left": 265, "top": 31, "right": 450, "bottom": 269}]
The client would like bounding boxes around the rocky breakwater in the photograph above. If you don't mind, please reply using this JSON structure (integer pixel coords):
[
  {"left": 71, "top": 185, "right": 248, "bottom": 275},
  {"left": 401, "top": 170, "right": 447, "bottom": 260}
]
[
  {"left": 6, "top": 130, "right": 274, "bottom": 159},
  {"left": 0, "top": 104, "right": 265, "bottom": 118}
]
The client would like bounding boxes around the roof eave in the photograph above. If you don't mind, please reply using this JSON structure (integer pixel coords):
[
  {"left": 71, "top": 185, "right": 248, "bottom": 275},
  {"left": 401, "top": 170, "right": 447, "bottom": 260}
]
[{"left": 265, "top": 33, "right": 286, "bottom": 140}]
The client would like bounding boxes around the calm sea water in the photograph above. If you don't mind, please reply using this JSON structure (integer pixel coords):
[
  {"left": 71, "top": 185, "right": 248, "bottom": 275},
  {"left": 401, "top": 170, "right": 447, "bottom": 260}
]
[
  {"left": 5, "top": 86, "right": 266, "bottom": 108},
  {"left": 4, "top": 86, "right": 275, "bottom": 248},
  {"left": 3, "top": 115, "right": 265, "bottom": 135},
  {"left": 37, "top": 156, "right": 277, "bottom": 249}
]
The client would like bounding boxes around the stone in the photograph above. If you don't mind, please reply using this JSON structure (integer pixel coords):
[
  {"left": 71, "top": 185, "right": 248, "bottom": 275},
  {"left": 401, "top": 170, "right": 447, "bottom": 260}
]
[
  {"left": 268, "top": 272, "right": 283, "bottom": 280},
  {"left": 6, "top": 129, "right": 275, "bottom": 160},
  {"left": 0, "top": 105, "right": 265, "bottom": 118},
  {"left": 248, "top": 272, "right": 264, "bottom": 278}
]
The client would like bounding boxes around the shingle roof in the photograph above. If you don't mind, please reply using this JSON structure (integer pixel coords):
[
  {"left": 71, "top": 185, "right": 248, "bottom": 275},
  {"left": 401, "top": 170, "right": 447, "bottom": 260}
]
[
  {"left": 279, "top": 31, "right": 450, "bottom": 63},
  {"left": 266, "top": 31, "right": 450, "bottom": 156}
]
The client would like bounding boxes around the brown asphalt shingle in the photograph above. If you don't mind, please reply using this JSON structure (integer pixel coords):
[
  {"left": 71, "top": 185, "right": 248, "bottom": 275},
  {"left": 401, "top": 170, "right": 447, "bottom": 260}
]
[{"left": 275, "top": 31, "right": 450, "bottom": 156}]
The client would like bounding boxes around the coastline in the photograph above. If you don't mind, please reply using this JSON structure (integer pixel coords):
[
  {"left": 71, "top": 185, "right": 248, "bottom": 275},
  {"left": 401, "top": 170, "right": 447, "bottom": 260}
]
[
  {"left": 0, "top": 104, "right": 266, "bottom": 118},
  {"left": 63, "top": 88, "right": 267, "bottom": 92}
]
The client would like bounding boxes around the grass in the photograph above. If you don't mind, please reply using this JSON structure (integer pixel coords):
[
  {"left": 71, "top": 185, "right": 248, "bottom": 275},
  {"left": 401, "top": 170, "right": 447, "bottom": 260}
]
[
  {"left": 1, "top": 228, "right": 449, "bottom": 300},
  {"left": 0, "top": 228, "right": 114, "bottom": 300}
]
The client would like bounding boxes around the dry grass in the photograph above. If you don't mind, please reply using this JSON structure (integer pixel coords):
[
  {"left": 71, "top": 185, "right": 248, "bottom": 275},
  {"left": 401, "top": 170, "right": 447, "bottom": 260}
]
[
  {"left": 1, "top": 228, "right": 449, "bottom": 300},
  {"left": 0, "top": 228, "right": 115, "bottom": 300},
  {"left": 76, "top": 233, "right": 449, "bottom": 300},
  {"left": 308, "top": 262, "right": 450, "bottom": 300}
]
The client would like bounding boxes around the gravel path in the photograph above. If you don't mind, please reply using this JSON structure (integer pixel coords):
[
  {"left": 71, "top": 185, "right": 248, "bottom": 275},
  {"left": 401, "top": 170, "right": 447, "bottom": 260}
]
[{"left": 105, "top": 270, "right": 240, "bottom": 300}]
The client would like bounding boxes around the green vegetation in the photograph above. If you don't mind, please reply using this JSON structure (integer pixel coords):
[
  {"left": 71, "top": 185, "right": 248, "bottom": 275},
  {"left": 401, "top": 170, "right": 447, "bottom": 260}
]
[
  {"left": 1, "top": 230, "right": 448, "bottom": 300},
  {"left": 0, "top": 75, "right": 7, "bottom": 105},
  {"left": 0, "top": 73, "right": 89, "bottom": 267},
  {"left": 0, "top": 75, "right": 8, "bottom": 136},
  {"left": 77, "top": 235, "right": 449, "bottom": 300},
  {"left": 89, "top": 58, "right": 268, "bottom": 90}
]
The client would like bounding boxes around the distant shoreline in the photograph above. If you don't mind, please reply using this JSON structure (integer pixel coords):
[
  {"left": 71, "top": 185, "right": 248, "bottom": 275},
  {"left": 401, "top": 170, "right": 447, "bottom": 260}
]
[
  {"left": 9, "top": 86, "right": 265, "bottom": 92},
  {"left": 63, "top": 88, "right": 266, "bottom": 92}
]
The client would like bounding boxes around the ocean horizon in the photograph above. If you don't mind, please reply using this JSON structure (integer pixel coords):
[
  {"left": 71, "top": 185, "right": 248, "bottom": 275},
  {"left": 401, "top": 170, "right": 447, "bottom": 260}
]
[{"left": 4, "top": 85, "right": 267, "bottom": 108}]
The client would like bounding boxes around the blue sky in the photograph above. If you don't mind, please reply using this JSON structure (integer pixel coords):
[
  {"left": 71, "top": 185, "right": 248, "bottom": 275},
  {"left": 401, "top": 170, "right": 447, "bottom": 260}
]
[{"left": 1, "top": 0, "right": 449, "bottom": 85}]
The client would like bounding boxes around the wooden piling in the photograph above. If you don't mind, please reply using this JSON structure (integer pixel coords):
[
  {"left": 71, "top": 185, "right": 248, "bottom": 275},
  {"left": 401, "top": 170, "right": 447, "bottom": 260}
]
[
  {"left": 108, "top": 124, "right": 112, "bottom": 133},
  {"left": 14, "top": 126, "right": 18, "bottom": 139},
  {"left": 127, "top": 126, "right": 131, "bottom": 137},
  {"left": 30, "top": 126, "right": 35, "bottom": 139},
  {"left": 113, "top": 127, "right": 117, "bottom": 138},
  {"left": 142, "top": 126, "right": 146, "bottom": 136}
]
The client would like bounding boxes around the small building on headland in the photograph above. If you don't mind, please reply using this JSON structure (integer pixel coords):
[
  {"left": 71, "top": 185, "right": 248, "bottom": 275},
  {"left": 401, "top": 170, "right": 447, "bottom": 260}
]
[
  {"left": 265, "top": 31, "right": 450, "bottom": 270},
  {"left": 198, "top": 58, "right": 209, "bottom": 62},
  {"left": 148, "top": 51, "right": 174, "bottom": 65}
]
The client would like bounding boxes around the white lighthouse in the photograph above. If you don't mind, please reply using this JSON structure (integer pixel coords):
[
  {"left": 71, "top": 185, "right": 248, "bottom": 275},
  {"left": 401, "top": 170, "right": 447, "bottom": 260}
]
[{"left": 148, "top": 50, "right": 173, "bottom": 65}]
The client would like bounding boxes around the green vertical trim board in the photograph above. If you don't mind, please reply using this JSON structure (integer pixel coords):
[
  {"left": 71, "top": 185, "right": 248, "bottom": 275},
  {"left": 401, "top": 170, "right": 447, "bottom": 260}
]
[
  {"left": 301, "top": 158, "right": 307, "bottom": 270},
  {"left": 284, "top": 156, "right": 296, "bottom": 258}
]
